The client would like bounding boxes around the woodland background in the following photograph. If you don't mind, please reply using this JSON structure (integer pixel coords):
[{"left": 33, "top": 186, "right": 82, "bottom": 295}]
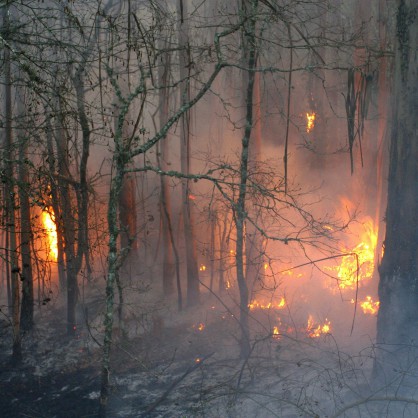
[{"left": 0, "top": 0, "right": 417, "bottom": 417}]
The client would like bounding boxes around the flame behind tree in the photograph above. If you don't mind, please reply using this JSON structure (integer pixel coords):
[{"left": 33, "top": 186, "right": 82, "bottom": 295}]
[{"left": 42, "top": 210, "right": 58, "bottom": 262}]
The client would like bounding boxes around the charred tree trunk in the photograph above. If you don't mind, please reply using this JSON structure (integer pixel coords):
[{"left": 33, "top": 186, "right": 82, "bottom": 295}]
[
  {"left": 177, "top": 0, "right": 200, "bottom": 307},
  {"left": 374, "top": 0, "right": 418, "bottom": 387}
]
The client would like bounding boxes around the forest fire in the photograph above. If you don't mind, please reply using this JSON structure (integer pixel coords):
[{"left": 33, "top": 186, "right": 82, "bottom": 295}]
[
  {"left": 306, "top": 112, "right": 316, "bottom": 133},
  {"left": 335, "top": 219, "right": 378, "bottom": 289},
  {"left": 306, "top": 315, "right": 331, "bottom": 338},
  {"left": 42, "top": 210, "right": 58, "bottom": 261}
]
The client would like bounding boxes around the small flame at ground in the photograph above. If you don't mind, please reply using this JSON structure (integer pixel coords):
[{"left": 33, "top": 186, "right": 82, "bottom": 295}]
[
  {"left": 199, "top": 264, "right": 206, "bottom": 272},
  {"left": 272, "top": 326, "right": 280, "bottom": 339},
  {"left": 42, "top": 210, "right": 58, "bottom": 261},
  {"left": 306, "top": 112, "right": 316, "bottom": 133},
  {"left": 249, "top": 297, "right": 286, "bottom": 311},
  {"left": 307, "top": 315, "right": 331, "bottom": 338},
  {"left": 360, "top": 296, "right": 380, "bottom": 315},
  {"left": 193, "top": 322, "right": 205, "bottom": 332}
]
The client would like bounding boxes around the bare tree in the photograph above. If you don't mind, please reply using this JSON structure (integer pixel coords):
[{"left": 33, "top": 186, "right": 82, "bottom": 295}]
[
  {"left": 374, "top": 0, "right": 418, "bottom": 386},
  {"left": 2, "top": 2, "right": 21, "bottom": 363},
  {"left": 177, "top": 0, "right": 200, "bottom": 307}
]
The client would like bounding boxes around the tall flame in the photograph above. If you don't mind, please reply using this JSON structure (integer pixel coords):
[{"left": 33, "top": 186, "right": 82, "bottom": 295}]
[
  {"left": 306, "top": 112, "right": 316, "bottom": 133},
  {"left": 337, "top": 219, "right": 378, "bottom": 289},
  {"left": 42, "top": 210, "right": 58, "bottom": 261}
]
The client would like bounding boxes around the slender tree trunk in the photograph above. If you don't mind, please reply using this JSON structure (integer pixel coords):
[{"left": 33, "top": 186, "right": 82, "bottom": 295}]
[
  {"left": 45, "top": 112, "right": 66, "bottom": 290},
  {"left": 218, "top": 211, "right": 229, "bottom": 294},
  {"left": 3, "top": 4, "right": 21, "bottom": 362},
  {"left": 177, "top": 0, "right": 200, "bottom": 306},
  {"left": 54, "top": 101, "right": 78, "bottom": 334},
  {"left": 235, "top": 0, "right": 258, "bottom": 359},
  {"left": 245, "top": 70, "right": 264, "bottom": 298},
  {"left": 374, "top": 0, "right": 418, "bottom": 387},
  {"left": 99, "top": 158, "right": 124, "bottom": 417},
  {"left": 18, "top": 103, "right": 34, "bottom": 332},
  {"left": 157, "top": 11, "right": 176, "bottom": 296}
]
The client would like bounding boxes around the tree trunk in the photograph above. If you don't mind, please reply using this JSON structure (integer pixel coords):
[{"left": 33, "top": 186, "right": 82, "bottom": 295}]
[
  {"left": 157, "top": 7, "right": 176, "bottom": 297},
  {"left": 177, "top": 0, "right": 200, "bottom": 306},
  {"left": 45, "top": 111, "right": 66, "bottom": 291},
  {"left": 18, "top": 106, "right": 34, "bottom": 332},
  {"left": 99, "top": 158, "right": 124, "bottom": 417},
  {"left": 3, "top": 3, "right": 22, "bottom": 362},
  {"left": 374, "top": 0, "right": 418, "bottom": 388},
  {"left": 235, "top": 0, "right": 258, "bottom": 359},
  {"left": 245, "top": 70, "right": 264, "bottom": 298},
  {"left": 119, "top": 174, "right": 138, "bottom": 253},
  {"left": 55, "top": 113, "right": 79, "bottom": 334}
]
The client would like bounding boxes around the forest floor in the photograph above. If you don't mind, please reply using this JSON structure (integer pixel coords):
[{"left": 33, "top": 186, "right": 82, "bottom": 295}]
[{"left": 0, "top": 292, "right": 416, "bottom": 418}]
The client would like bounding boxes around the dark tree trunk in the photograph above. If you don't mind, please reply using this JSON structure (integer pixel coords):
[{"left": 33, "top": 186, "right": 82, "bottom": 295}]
[
  {"left": 45, "top": 112, "right": 66, "bottom": 291},
  {"left": 18, "top": 131, "right": 34, "bottom": 332},
  {"left": 235, "top": 0, "right": 258, "bottom": 360},
  {"left": 3, "top": 4, "right": 22, "bottom": 362},
  {"left": 177, "top": 0, "right": 200, "bottom": 307},
  {"left": 156, "top": 7, "right": 176, "bottom": 297},
  {"left": 119, "top": 174, "right": 138, "bottom": 252},
  {"left": 374, "top": 0, "right": 418, "bottom": 387},
  {"left": 245, "top": 71, "right": 264, "bottom": 298}
]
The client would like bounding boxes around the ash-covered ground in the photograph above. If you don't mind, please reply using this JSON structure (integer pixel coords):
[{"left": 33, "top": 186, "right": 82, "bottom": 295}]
[{"left": 1, "top": 293, "right": 417, "bottom": 418}]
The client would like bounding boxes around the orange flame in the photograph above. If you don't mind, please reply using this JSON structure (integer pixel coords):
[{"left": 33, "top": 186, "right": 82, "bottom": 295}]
[
  {"left": 307, "top": 315, "right": 331, "bottom": 338},
  {"left": 306, "top": 112, "right": 316, "bottom": 133},
  {"left": 249, "top": 297, "right": 286, "bottom": 311},
  {"left": 193, "top": 322, "right": 205, "bottom": 332},
  {"left": 360, "top": 296, "right": 380, "bottom": 315},
  {"left": 42, "top": 210, "right": 58, "bottom": 261},
  {"left": 337, "top": 219, "right": 378, "bottom": 289},
  {"left": 272, "top": 325, "right": 280, "bottom": 339}
]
